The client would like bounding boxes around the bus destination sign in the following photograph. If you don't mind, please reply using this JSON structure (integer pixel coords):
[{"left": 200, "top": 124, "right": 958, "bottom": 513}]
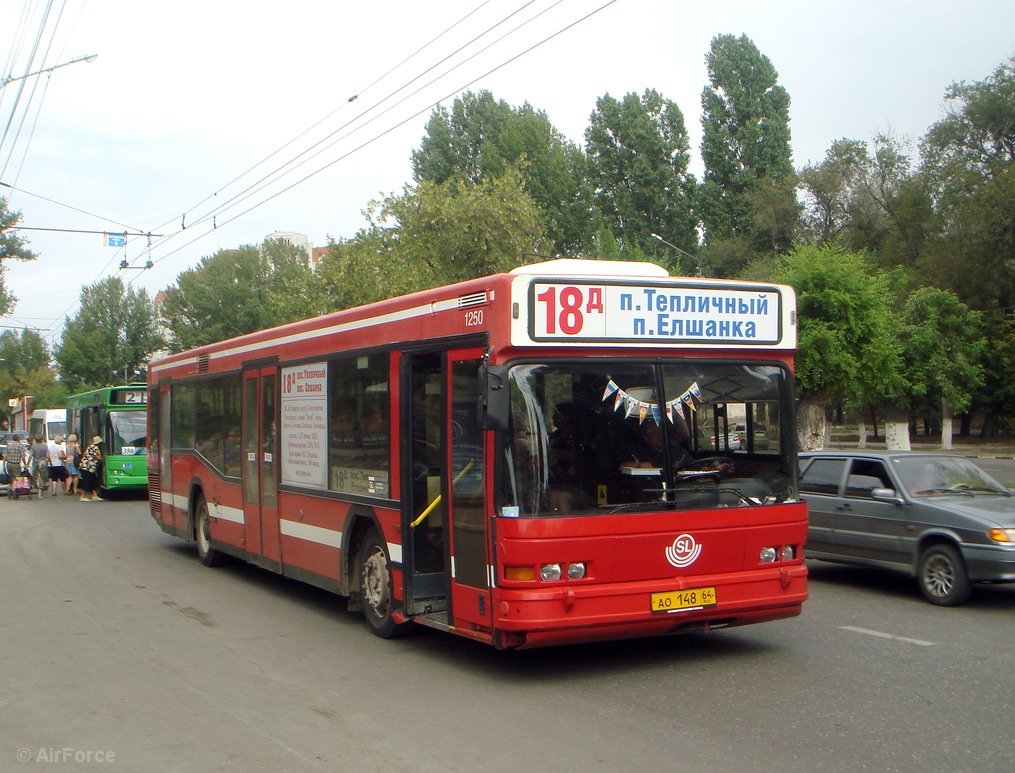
[
  {"left": 526, "top": 280, "right": 784, "bottom": 346},
  {"left": 112, "top": 389, "right": 147, "bottom": 405}
]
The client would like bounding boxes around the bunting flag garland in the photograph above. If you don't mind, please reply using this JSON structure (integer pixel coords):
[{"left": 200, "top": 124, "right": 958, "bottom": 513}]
[{"left": 600, "top": 380, "right": 702, "bottom": 424}]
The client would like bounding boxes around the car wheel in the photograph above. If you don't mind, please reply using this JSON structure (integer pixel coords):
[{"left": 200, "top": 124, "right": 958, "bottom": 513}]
[
  {"left": 195, "top": 495, "right": 228, "bottom": 567},
  {"left": 358, "top": 530, "right": 413, "bottom": 639},
  {"left": 917, "top": 543, "right": 971, "bottom": 606}
]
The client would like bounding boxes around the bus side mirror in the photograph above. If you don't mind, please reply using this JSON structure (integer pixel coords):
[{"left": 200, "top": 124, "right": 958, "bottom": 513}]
[{"left": 484, "top": 364, "right": 509, "bottom": 431}]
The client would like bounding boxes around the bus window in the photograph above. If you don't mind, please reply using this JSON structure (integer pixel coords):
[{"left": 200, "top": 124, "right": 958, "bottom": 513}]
[
  {"left": 499, "top": 360, "right": 796, "bottom": 517},
  {"left": 328, "top": 354, "right": 390, "bottom": 497}
]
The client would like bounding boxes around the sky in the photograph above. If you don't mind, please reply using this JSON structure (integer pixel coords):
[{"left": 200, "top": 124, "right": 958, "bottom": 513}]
[{"left": 1, "top": 0, "right": 1013, "bottom": 349}]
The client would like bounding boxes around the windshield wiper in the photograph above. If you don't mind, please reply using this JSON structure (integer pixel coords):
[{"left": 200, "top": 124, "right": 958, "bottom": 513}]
[
  {"left": 915, "top": 487, "right": 974, "bottom": 497},
  {"left": 957, "top": 486, "right": 1011, "bottom": 496},
  {"left": 606, "top": 487, "right": 764, "bottom": 514}
]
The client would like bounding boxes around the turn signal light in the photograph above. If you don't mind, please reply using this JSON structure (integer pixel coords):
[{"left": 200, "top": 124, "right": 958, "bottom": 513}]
[
  {"left": 505, "top": 566, "right": 535, "bottom": 581},
  {"left": 988, "top": 528, "right": 1015, "bottom": 543}
]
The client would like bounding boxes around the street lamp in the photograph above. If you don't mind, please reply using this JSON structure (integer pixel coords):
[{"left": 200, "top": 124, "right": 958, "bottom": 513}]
[
  {"left": 650, "top": 233, "right": 703, "bottom": 278},
  {"left": 0, "top": 53, "right": 98, "bottom": 90}
]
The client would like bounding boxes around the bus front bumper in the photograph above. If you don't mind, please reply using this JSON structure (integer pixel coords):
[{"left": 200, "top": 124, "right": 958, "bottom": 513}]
[{"left": 492, "top": 564, "right": 808, "bottom": 649}]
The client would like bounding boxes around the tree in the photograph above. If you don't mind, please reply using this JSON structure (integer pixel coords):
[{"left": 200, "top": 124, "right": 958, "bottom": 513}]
[
  {"left": 799, "top": 135, "right": 935, "bottom": 270},
  {"left": 259, "top": 237, "right": 329, "bottom": 326},
  {"left": 316, "top": 204, "right": 411, "bottom": 311},
  {"left": 412, "top": 90, "right": 589, "bottom": 255},
  {"left": 318, "top": 170, "right": 547, "bottom": 310},
  {"left": 699, "top": 34, "right": 796, "bottom": 255},
  {"left": 55, "top": 277, "right": 164, "bottom": 391},
  {"left": 584, "top": 89, "right": 698, "bottom": 267},
  {"left": 778, "top": 245, "right": 905, "bottom": 450},
  {"left": 0, "top": 328, "right": 62, "bottom": 425},
  {"left": 901, "top": 288, "right": 985, "bottom": 449},
  {"left": 0, "top": 196, "right": 38, "bottom": 316},
  {"left": 161, "top": 238, "right": 330, "bottom": 352},
  {"left": 382, "top": 169, "right": 547, "bottom": 287},
  {"left": 160, "top": 246, "right": 272, "bottom": 351},
  {"left": 798, "top": 138, "right": 869, "bottom": 245},
  {"left": 971, "top": 319, "right": 1015, "bottom": 438},
  {"left": 919, "top": 57, "right": 1015, "bottom": 311}
]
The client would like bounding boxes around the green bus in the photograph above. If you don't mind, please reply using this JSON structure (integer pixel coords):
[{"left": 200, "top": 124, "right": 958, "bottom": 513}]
[{"left": 66, "top": 385, "right": 148, "bottom": 491}]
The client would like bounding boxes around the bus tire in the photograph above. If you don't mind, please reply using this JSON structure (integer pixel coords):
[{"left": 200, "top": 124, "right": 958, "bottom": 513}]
[
  {"left": 195, "top": 494, "right": 228, "bottom": 567},
  {"left": 358, "top": 530, "right": 413, "bottom": 639}
]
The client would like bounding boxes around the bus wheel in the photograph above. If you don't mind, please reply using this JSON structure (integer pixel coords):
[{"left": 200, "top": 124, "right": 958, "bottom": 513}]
[
  {"left": 917, "top": 543, "right": 971, "bottom": 606},
  {"left": 358, "top": 531, "right": 412, "bottom": 638},
  {"left": 195, "top": 495, "right": 228, "bottom": 567}
]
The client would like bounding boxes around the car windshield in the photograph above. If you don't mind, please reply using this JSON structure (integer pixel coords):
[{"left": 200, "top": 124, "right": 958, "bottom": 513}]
[
  {"left": 892, "top": 456, "right": 1010, "bottom": 497},
  {"left": 497, "top": 360, "right": 797, "bottom": 517}
]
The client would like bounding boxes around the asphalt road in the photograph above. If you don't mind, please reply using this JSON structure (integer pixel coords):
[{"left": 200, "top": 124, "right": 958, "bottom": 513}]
[{"left": 2, "top": 492, "right": 1013, "bottom": 772}]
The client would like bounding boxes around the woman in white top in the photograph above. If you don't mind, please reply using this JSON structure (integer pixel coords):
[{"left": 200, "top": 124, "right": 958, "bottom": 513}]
[{"left": 48, "top": 435, "right": 68, "bottom": 496}]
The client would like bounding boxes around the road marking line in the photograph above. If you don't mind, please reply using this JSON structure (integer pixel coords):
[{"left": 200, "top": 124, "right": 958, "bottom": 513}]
[{"left": 839, "top": 626, "right": 937, "bottom": 647}]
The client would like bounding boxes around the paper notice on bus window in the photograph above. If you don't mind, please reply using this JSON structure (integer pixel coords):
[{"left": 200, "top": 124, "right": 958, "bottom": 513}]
[{"left": 280, "top": 363, "right": 329, "bottom": 490}]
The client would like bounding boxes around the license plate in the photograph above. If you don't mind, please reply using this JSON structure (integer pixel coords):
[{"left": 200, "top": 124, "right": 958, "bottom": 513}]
[{"left": 650, "top": 586, "right": 717, "bottom": 614}]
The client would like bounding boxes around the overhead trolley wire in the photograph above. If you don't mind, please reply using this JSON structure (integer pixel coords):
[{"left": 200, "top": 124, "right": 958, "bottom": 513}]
[
  {"left": 179, "top": 0, "right": 567, "bottom": 234},
  {"left": 160, "top": 0, "right": 551, "bottom": 246},
  {"left": 139, "top": 0, "right": 615, "bottom": 273},
  {"left": 1, "top": 0, "right": 68, "bottom": 179},
  {"left": 139, "top": 0, "right": 617, "bottom": 271},
  {"left": 146, "top": 0, "right": 501, "bottom": 241}
]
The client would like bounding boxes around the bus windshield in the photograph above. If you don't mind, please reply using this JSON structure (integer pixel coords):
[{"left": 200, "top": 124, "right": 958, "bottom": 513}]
[
  {"left": 500, "top": 360, "right": 796, "bottom": 517},
  {"left": 108, "top": 410, "right": 147, "bottom": 455}
]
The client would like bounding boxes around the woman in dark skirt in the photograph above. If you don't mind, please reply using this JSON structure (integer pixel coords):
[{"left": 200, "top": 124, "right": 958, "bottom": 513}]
[{"left": 78, "top": 436, "right": 104, "bottom": 502}]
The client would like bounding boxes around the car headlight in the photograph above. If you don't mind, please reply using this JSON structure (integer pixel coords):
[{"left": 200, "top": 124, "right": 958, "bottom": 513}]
[{"left": 988, "top": 528, "right": 1015, "bottom": 543}]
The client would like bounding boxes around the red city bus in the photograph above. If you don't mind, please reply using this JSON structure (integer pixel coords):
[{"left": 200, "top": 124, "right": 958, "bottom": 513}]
[{"left": 148, "top": 259, "right": 807, "bottom": 649}]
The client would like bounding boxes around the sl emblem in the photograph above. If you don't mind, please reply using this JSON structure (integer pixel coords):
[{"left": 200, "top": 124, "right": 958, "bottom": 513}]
[{"left": 665, "top": 534, "right": 701, "bottom": 568}]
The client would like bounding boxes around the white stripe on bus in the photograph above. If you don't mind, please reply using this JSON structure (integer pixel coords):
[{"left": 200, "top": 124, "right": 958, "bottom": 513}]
[
  {"left": 279, "top": 519, "right": 342, "bottom": 548},
  {"left": 150, "top": 294, "right": 482, "bottom": 374}
]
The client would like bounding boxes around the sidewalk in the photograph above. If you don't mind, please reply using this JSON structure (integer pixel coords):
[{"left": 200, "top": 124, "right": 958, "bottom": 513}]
[{"left": 826, "top": 434, "right": 1015, "bottom": 459}]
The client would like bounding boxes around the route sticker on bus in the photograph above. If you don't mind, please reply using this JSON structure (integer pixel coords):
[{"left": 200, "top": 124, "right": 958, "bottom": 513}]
[
  {"left": 650, "top": 586, "right": 717, "bottom": 614},
  {"left": 529, "top": 281, "right": 783, "bottom": 345}
]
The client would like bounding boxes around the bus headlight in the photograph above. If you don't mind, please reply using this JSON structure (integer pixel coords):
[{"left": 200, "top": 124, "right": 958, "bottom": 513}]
[
  {"left": 540, "top": 563, "right": 562, "bottom": 582},
  {"left": 567, "top": 562, "right": 586, "bottom": 580},
  {"left": 760, "top": 547, "right": 777, "bottom": 563},
  {"left": 781, "top": 545, "right": 796, "bottom": 561}
]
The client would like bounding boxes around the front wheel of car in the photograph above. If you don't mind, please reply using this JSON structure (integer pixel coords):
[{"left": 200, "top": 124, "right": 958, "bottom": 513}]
[{"left": 917, "top": 543, "right": 971, "bottom": 606}]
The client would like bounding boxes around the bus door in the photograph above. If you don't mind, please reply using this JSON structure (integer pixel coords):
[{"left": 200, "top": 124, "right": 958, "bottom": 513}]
[
  {"left": 158, "top": 387, "right": 178, "bottom": 529},
  {"left": 243, "top": 368, "right": 280, "bottom": 566},
  {"left": 404, "top": 349, "right": 491, "bottom": 630},
  {"left": 446, "top": 351, "right": 492, "bottom": 631},
  {"left": 405, "top": 353, "right": 446, "bottom": 616}
]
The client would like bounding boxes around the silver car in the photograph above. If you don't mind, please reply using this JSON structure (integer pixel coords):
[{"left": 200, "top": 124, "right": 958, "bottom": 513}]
[{"left": 800, "top": 451, "right": 1015, "bottom": 605}]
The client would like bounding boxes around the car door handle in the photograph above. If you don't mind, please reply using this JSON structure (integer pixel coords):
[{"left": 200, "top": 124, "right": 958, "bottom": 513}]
[{"left": 835, "top": 504, "right": 852, "bottom": 511}]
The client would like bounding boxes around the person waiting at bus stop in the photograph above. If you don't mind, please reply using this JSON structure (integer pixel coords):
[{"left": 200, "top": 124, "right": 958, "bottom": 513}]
[
  {"left": 64, "top": 434, "right": 81, "bottom": 495},
  {"left": 48, "top": 435, "right": 69, "bottom": 496},
  {"left": 78, "top": 436, "right": 104, "bottom": 502},
  {"left": 3, "top": 433, "right": 27, "bottom": 500},
  {"left": 29, "top": 434, "right": 51, "bottom": 500}
]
